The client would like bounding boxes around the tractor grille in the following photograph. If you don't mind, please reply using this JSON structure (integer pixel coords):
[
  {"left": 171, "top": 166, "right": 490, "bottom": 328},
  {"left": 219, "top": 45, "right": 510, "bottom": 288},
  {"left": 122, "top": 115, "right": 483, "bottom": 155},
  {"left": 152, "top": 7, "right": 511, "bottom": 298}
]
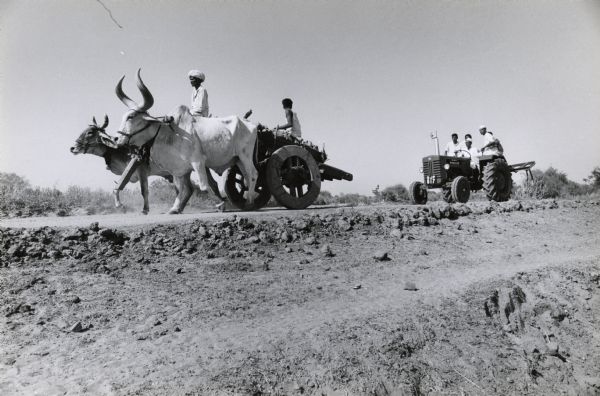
[{"left": 423, "top": 158, "right": 442, "bottom": 178}]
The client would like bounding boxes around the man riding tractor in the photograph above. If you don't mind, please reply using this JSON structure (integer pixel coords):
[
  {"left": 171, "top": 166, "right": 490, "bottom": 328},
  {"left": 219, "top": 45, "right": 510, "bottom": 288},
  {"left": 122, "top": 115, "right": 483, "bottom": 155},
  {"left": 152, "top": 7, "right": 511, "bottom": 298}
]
[{"left": 409, "top": 127, "right": 534, "bottom": 204}]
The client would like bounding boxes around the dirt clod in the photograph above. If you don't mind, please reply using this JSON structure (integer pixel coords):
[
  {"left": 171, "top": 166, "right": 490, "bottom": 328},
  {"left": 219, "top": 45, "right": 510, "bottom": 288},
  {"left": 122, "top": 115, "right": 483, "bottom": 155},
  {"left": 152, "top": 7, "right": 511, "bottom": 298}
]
[
  {"left": 373, "top": 251, "right": 390, "bottom": 261},
  {"left": 320, "top": 244, "right": 335, "bottom": 257}
]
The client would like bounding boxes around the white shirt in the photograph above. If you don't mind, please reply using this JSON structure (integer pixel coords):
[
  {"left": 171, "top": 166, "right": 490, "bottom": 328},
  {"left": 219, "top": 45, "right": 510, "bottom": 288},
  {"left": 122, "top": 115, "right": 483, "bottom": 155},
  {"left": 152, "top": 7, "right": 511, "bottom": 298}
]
[
  {"left": 482, "top": 132, "right": 503, "bottom": 156},
  {"left": 444, "top": 141, "right": 461, "bottom": 156},
  {"left": 458, "top": 142, "right": 480, "bottom": 159},
  {"left": 191, "top": 86, "right": 209, "bottom": 117}
]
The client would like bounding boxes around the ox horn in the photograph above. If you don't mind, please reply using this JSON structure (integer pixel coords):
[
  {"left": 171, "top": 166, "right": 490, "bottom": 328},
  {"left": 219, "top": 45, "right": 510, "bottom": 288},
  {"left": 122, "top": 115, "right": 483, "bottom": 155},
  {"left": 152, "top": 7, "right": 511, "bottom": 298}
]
[
  {"left": 135, "top": 69, "right": 154, "bottom": 112},
  {"left": 115, "top": 75, "right": 139, "bottom": 110},
  {"left": 100, "top": 114, "right": 109, "bottom": 129},
  {"left": 92, "top": 116, "right": 98, "bottom": 126}
]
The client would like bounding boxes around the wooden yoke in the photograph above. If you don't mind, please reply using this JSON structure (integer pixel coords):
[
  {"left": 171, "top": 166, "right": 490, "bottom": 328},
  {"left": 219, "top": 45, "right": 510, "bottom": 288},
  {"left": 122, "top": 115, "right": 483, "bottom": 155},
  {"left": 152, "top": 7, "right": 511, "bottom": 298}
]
[{"left": 114, "top": 156, "right": 141, "bottom": 191}]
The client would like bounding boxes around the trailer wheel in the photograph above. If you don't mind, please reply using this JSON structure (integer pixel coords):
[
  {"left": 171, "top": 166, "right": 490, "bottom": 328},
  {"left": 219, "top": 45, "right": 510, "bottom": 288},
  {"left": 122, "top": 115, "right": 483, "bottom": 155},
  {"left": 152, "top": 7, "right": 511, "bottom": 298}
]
[
  {"left": 451, "top": 176, "right": 470, "bottom": 203},
  {"left": 409, "top": 181, "right": 428, "bottom": 204},
  {"left": 266, "top": 145, "right": 321, "bottom": 209},
  {"left": 224, "top": 164, "right": 271, "bottom": 210},
  {"left": 483, "top": 158, "right": 512, "bottom": 202}
]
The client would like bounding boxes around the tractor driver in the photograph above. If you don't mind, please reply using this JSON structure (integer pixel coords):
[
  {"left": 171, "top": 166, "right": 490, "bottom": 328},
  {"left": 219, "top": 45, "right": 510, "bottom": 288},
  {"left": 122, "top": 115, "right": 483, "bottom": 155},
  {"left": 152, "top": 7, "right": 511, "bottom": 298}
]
[
  {"left": 460, "top": 134, "right": 480, "bottom": 170},
  {"left": 444, "top": 133, "right": 461, "bottom": 156},
  {"left": 459, "top": 134, "right": 480, "bottom": 158},
  {"left": 189, "top": 70, "right": 209, "bottom": 117},
  {"left": 275, "top": 98, "right": 302, "bottom": 138},
  {"left": 478, "top": 125, "right": 504, "bottom": 158}
]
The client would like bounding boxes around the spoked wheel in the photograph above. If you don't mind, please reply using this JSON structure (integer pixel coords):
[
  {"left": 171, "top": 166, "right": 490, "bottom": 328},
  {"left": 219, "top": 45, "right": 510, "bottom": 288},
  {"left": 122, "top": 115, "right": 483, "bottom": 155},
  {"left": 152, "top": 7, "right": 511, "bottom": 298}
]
[
  {"left": 408, "top": 181, "right": 428, "bottom": 204},
  {"left": 266, "top": 145, "right": 321, "bottom": 209},
  {"left": 224, "top": 164, "right": 271, "bottom": 210},
  {"left": 451, "top": 176, "right": 470, "bottom": 203}
]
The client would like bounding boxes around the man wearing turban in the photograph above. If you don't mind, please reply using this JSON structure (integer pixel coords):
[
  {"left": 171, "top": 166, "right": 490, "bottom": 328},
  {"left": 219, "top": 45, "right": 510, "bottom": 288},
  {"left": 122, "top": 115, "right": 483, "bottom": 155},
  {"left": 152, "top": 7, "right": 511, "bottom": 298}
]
[{"left": 188, "top": 70, "right": 209, "bottom": 117}]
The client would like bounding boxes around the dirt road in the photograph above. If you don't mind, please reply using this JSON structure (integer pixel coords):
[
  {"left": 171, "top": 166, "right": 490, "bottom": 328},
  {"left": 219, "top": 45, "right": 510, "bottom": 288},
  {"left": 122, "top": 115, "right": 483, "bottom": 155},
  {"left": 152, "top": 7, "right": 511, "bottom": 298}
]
[
  {"left": 1, "top": 200, "right": 599, "bottom": 395},
  {"left": 0, "top": 204, "right": 352, "bottom": 230}
]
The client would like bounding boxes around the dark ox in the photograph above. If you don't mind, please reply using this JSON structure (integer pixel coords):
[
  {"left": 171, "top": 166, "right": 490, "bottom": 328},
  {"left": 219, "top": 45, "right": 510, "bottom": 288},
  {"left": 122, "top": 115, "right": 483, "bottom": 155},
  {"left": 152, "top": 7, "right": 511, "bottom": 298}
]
[{"left": 70, "top": 115, "right": 177, "bottom": 214}]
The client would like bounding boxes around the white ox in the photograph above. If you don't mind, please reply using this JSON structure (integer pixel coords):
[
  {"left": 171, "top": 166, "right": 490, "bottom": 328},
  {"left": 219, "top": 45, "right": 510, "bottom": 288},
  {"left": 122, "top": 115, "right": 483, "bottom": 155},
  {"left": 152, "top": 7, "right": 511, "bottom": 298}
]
[{"left": 114, "top": 70, "right": 258, "bottom": 214}]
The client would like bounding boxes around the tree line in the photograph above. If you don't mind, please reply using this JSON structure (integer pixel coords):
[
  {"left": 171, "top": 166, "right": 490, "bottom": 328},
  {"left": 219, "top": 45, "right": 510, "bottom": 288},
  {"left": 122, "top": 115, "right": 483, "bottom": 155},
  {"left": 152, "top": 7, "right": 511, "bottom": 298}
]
[{"left": 1, "top": 166, "right": 599, "bottom": 217}]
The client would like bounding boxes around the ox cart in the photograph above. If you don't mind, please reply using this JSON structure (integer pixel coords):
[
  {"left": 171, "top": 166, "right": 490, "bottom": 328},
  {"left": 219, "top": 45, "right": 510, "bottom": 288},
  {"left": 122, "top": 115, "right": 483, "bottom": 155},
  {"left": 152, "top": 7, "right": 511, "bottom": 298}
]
[{"left": 224, "top": 127, "right": 353, "bottom": 210}]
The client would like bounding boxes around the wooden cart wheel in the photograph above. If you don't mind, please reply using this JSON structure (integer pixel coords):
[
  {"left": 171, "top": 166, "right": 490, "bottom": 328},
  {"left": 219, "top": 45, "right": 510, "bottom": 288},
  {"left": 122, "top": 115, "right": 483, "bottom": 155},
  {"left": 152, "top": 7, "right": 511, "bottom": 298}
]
[
  {"left": 224, "top": 164, "right": 271, "bottom": 210},
  {"left": 266, "top": 145, "right": 321, "bottom": 209}
]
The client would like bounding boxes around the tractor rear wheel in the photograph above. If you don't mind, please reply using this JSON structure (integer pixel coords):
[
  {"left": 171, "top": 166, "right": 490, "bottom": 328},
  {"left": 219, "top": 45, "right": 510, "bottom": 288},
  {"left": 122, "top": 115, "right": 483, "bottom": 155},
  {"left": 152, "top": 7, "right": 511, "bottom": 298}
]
[
  {"left": 442, "top": 188, "right": 453, "bottom": 203},
  {"left": 265, "top": 145, "right": 321, "bottom": 209},
  {"left": 483, "top": 158, "right": 512, "bottom": 202},
  {"left": 224, "top": 164, "right": 271, "bottom": 210},
  {"left": 451, "top": 176, "right": 470, "bottom": 203},
  {"left": 408, "top": 181, "right": 428, "bottom": 204}
]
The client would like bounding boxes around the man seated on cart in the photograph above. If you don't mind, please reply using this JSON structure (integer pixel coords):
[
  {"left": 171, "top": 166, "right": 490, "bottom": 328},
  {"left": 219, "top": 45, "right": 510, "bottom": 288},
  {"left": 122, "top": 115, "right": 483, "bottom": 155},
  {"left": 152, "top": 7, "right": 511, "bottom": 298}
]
[{"left": 275, "top": 98, "right": 302, "bottom": 138}]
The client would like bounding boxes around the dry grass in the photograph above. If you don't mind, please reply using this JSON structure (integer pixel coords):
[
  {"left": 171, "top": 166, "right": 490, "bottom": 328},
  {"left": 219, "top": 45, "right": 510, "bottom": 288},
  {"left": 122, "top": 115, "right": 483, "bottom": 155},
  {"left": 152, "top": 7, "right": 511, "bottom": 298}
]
[{"left": 0, "top": 173, "right": 220, "bottom": 218}]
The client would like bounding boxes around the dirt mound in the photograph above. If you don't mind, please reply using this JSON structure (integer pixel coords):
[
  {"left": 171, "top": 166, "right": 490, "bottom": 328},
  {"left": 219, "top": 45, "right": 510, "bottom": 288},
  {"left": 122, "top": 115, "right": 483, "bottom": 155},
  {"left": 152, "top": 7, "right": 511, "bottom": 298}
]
[
  {"left": 0, "top": 199, "right": 585, "bottom": 268},
  {"left": 1, "top": 199, "right": 599, "bottom": 395},
  {"left": 435, "top": 265, "right": 600, "bottom": 395}
]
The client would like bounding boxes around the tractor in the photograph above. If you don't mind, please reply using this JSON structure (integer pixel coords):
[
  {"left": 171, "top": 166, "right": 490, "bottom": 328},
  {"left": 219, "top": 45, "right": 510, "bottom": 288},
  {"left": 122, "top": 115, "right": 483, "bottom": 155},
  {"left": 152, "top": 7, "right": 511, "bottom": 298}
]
[{"left": 408, "top": 132, "right": 535, "bottom": 204}]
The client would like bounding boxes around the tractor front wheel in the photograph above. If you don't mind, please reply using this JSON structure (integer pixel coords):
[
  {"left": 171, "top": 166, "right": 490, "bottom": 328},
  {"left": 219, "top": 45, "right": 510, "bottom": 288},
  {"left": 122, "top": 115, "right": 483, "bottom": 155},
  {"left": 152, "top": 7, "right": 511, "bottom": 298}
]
[
  {"left": 408, "top": 181, "right": 428, "bottom": 205},
  {"left": 483, "top": 158, "right": 512, "bottom": 202},
  {"left": 451, "top": 176, "right": 470, "bottom": 203}
]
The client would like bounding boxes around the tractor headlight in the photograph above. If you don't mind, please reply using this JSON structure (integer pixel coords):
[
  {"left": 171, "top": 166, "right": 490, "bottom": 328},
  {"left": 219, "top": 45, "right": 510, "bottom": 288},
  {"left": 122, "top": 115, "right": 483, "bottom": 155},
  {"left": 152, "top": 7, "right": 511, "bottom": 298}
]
[{"left": 444, "top": 163, "right": 450, "bottom": 170}]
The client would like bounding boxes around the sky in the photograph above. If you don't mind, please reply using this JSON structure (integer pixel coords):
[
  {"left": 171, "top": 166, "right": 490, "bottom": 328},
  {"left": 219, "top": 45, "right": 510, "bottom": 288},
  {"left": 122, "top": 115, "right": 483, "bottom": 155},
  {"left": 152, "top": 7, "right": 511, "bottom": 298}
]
[{"left": 1, "top": 0, "right": 599, "bottom": 195}]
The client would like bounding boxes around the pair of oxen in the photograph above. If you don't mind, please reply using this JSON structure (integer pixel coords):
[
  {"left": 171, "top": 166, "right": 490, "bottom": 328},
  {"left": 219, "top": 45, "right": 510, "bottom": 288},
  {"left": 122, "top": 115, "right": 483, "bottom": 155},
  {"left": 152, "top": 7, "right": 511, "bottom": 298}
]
[{"left": 70, "top": 70, "right": 259, "bottom": 214}]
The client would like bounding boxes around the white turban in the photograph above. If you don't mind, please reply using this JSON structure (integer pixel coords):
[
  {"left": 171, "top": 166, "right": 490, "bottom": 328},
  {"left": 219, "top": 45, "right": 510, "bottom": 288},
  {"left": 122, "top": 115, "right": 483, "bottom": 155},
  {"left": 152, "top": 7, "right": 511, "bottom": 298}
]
[
  {"left": 188, "top": 70, "right": 205, "bottom": 81},
  {"left": 479, "top": 125, "right": 486, "bottom": 130}
]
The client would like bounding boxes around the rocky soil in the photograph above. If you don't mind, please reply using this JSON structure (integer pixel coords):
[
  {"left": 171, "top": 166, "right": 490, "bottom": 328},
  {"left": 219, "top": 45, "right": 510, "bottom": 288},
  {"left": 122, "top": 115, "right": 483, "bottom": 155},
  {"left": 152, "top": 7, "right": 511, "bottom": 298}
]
[{"left": 1, "top": 199, "right": 599, "bottom": 395}]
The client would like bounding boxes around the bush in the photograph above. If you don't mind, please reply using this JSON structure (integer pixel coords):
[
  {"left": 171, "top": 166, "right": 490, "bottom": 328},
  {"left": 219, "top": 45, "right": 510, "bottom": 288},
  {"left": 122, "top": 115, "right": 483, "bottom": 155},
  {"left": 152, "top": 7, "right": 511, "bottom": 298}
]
[
  {"left": 584, "top": 166, "right": 600, "bottom": 190},
  {"left": 514, "top": 177, "right": 547, "bottom": 200},
  {"left": 381, "top": 184, "right": 409, "bottom": 202},
  {"left": 514, "top": 167, "right": 593, "bottom": 200},
  {"left": 312, "top": 190, "right": 372, "bottom": 206},
  {"left": 314, "top": 190, "right": 334, "bottom": 205},
  {"left": 149, "top": 178, "right": 221, "bottom": 209},
  {"left": 0, "top": 172, "right": 222, "bottom": 218},
  {"left": 334, "top": 193, "right": 370, "bottom": 206},
  {"left": 0, "top": 173, "right": 30, "bottom": 193}
]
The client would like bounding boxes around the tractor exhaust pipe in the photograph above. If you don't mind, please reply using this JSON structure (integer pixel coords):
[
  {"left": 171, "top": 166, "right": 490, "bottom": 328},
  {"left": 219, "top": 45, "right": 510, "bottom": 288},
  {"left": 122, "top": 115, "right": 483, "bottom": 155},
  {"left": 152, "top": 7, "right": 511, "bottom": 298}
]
[{"left": 430, "top": 131, "right": 440, "bottom": 155}]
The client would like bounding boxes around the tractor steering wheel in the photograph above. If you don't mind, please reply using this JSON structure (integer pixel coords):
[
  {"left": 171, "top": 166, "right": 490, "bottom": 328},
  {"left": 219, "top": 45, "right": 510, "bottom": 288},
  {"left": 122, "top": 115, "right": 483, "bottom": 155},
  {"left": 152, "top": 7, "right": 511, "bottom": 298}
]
[{"left": 455, "top": 149, "right": 472, "bottom": 158}]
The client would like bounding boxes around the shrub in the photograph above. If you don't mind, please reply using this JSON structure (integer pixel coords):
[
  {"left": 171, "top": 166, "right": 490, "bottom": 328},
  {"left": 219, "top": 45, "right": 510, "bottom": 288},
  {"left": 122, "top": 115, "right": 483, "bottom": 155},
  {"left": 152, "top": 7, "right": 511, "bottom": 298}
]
[
  {"left": 584, "top": 166, "right": 600, "bottom": 190},
  {"left": 148, "top": 178, "right": 221, "bottom": 209},
  {"left": 514, "top": 167, "right": 592, "bottom": 199},
  {"left": 381, "top": 184, "right": 409, "bottom": 202},
  {"left": 0, "top": 173, "right": 30, "bottom": 193},
  {"left": 314, "top": 190, "right": 334, "bottom": 205},
  {"left": 334, "top": 193, "right": 370, "bottom": 206}
]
